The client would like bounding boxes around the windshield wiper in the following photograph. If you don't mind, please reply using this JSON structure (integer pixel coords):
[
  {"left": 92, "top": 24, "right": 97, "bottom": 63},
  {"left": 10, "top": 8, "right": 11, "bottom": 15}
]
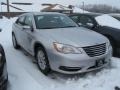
[
  {"left": 59, "top": 26, "right": 77, "bottom": 28},
  {"left": 40, "top": 27, "right": 56, "bottom": 29},
  {"left": 39, "top": 26, "right": 77, "bottom": 29}
]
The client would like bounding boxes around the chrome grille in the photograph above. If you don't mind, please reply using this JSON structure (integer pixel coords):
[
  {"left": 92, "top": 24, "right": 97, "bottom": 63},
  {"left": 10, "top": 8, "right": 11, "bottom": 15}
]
[{"left": 83, "top": 43, "right": 106, "bottom": 57}]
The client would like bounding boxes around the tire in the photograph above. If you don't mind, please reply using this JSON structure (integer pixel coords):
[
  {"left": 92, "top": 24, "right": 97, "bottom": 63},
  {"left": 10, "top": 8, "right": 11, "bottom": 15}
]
[
  {"left": 35, "top": 47, "right": 50, "bottom": 75},
  {"left": 106, "top": 36, "right": 116, "bottom": 56},
  {"left": 116, "top": 48, "right": 120, "bottom": 57},
  {"left": 12, "top": 34, "right": 20, "bottom": 49}
]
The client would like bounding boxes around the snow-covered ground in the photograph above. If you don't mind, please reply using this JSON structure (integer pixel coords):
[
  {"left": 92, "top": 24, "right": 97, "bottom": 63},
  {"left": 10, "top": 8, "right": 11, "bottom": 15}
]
[{"left": 0, "top": 17, "right": 120, "bottom": 90}]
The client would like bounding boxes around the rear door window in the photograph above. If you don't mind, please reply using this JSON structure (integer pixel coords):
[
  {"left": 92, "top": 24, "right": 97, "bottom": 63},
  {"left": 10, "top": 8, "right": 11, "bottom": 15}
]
[
  {"left": 70, "top": 15, "right": 79, "bottom": 23},
  {"left": 16, "top": 16, "right": 25, "bottom": 26},
  {"left": 79, "top": 16, "right": 93, "bottom": 25},
  {"left": 24, "top": 16, "right": 33, "bottom": 26}
]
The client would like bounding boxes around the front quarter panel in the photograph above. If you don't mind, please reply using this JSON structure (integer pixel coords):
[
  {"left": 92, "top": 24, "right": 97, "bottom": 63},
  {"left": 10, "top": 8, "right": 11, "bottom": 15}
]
[
  {"left": 31, "top": 29, "right": 56, "bottom": 56},
  {"left": 95, "top": 26, "right": 120, "bottom": 46}
]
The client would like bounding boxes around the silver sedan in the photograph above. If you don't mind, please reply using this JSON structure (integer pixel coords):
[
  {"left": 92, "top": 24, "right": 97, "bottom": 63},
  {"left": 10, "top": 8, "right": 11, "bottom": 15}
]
[{"left": 12, "top": 12, "right": 112, "bottom": 75}]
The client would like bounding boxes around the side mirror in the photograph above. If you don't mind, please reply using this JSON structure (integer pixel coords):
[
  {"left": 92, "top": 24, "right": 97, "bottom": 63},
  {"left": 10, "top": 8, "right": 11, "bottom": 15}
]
[
  {"left": 23, "top": 26, "right": 34, "bottom": 32},
  {"left": 0, "top": 28, "right": 2, "bottom": 32},
  {"left": 78, "top": 22, "right": 94, "bottom": 29},
  {"left": 78, "top": 23, "right": 82, "bottom": 26},
  {"left": 78, "top": 23, "right": 85, "bottom": 27},
  {"left": 23, "top": 25, "right": 31, "bottom": 29},
  {"left": 86, "top": 23, "right": 94, "bottom": 27}
]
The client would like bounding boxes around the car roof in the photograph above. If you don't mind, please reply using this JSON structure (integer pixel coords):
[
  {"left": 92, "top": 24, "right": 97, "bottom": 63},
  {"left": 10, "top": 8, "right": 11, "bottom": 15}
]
[
  {"left": 19, "top": 12, "right": 65, "bottom": 17},
  {"left": 110, "top": 14, "right": 120, "bottom": 18},
  {"left": 69, "top": 13, "right": 102, "bottom": 18}
]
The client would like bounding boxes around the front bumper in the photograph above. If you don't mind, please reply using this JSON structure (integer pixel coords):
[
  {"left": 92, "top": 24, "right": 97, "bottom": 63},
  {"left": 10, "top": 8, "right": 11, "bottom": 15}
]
[
  {"left": 48, "top": 46, "right": 112, "bottom": 74},
  {"left": 0, "top": 64, "right": 8, "bottom": 90},
  {"left": 0, "top": 77, "right": 8, "bottom": 90},
  {"left": 0, "top": 45, "right": 8, "bottom": 90}
]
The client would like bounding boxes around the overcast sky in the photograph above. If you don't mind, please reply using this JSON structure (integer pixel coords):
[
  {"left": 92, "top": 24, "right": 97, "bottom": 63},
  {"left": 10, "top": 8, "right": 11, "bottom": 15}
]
[
  {"left": 0, "top": 0, "right": 120, "bottom": 7},
  {"left": 1, "top": 0, "right": 120, "bottom": 11}
]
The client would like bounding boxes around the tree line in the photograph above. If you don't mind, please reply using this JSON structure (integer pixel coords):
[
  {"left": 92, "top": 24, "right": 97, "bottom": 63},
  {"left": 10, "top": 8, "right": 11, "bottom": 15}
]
[{"left": 80, "top": 4, "right": 120, "bottom": 13}]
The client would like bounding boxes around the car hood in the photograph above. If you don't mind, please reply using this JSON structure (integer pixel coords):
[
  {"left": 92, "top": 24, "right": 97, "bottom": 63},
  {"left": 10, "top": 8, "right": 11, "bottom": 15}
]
[
  {"left": 95, "top": 14, "right": 120, "bottom": 30},
  {"left": 39, "top": 27, "right": 108, "bottom": 47}
]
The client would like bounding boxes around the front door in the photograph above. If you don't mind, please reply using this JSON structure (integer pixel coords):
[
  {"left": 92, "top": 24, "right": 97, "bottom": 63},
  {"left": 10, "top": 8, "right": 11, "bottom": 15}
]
[
  {"left": 22, "top": 15, "right": 34, "bottom": 53},
  {"left": 79, "top": 15, "right": 95, "bottom": 29},
  {"left": 14, "top": 16, "right": 26, "bottom": 46}
]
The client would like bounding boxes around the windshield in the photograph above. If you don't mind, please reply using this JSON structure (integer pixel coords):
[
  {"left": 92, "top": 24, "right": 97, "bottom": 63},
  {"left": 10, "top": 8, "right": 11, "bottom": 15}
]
[{"left": 34, "top": 14, "right": 78, "bottom": 29}]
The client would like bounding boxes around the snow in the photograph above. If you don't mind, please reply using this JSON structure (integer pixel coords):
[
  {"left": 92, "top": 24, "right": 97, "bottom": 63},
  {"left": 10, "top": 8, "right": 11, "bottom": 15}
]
[
  {"left": 1, "top": 17, "right": 120, "bottom": 90},
  {"left": 1, "top": 0, "right": 120, "bottom": 9},
  {"left": 73, "top": 7, "right": 90, "bottom": 13},
  {"left": 52, "top": 5, "right": 72, "bottom": 10},
  {"left": 1, "top": 3, "right": 44, "bottom": 12},
  {"left": 52, "top": 5, "right": 62, "bottom": 10},
  {"left": 0, "top": 0, "right": 76, "bottom": 12},
  {"left": 95, "top": 14, "right": 120, "bottom": 29},
  {"left": 0, "top": 0, "right": 86, "bottom": 12}
]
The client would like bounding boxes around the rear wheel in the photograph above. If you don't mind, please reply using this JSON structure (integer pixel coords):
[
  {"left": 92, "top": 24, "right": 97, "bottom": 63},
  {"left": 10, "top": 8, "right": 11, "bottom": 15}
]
[
  {"left": 35, "top": 47, "right": 50, "bottom": 75},
  {"left": 12, "top": 34, "right": 20, "bottom": 49}
]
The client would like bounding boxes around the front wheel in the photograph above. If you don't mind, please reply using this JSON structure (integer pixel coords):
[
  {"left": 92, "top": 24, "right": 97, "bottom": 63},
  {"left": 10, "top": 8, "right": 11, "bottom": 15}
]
[
  {"left": 36, "top": 47, "right": 50, "bottom": 75},
  {"left": 12, "top": 34, "right": 20, "bottom": 49}
]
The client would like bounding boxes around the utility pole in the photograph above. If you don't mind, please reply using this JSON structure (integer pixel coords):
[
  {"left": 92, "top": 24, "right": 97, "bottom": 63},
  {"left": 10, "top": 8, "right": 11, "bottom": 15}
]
[
  {"left": 7, "top": 0, "right": 10, "bottom": 12},
  {"left": 0, "top": 3, "right": 2, "bottom": 17},
  {"left": 82, "top": 1, "right": 84, "bottom": 13},
  {"left": 7, "top": 0, "right": 10, "bottom": 18}
]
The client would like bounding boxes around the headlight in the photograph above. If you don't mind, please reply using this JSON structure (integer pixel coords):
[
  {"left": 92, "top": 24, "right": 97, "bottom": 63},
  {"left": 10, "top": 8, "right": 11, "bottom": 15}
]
[{"left": 53, "top": 42, "right": 82, "bottom": 54}]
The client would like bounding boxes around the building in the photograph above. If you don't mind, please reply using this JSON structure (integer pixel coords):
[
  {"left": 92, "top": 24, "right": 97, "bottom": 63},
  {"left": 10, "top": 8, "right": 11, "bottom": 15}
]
[{"left": 41, "top": 4, "right": 73, "bottom": 14}]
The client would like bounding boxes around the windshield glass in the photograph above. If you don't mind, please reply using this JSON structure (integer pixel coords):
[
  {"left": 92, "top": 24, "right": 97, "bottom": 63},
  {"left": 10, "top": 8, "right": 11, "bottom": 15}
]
[{"left": 34, "top": 14, "right": 78, "bottom": 29}]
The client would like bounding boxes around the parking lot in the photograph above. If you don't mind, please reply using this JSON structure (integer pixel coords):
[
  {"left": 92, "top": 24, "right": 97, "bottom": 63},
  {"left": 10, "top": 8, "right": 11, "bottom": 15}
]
[{"left": 0, "top": 17, "right": 120, "bottom": 90}]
